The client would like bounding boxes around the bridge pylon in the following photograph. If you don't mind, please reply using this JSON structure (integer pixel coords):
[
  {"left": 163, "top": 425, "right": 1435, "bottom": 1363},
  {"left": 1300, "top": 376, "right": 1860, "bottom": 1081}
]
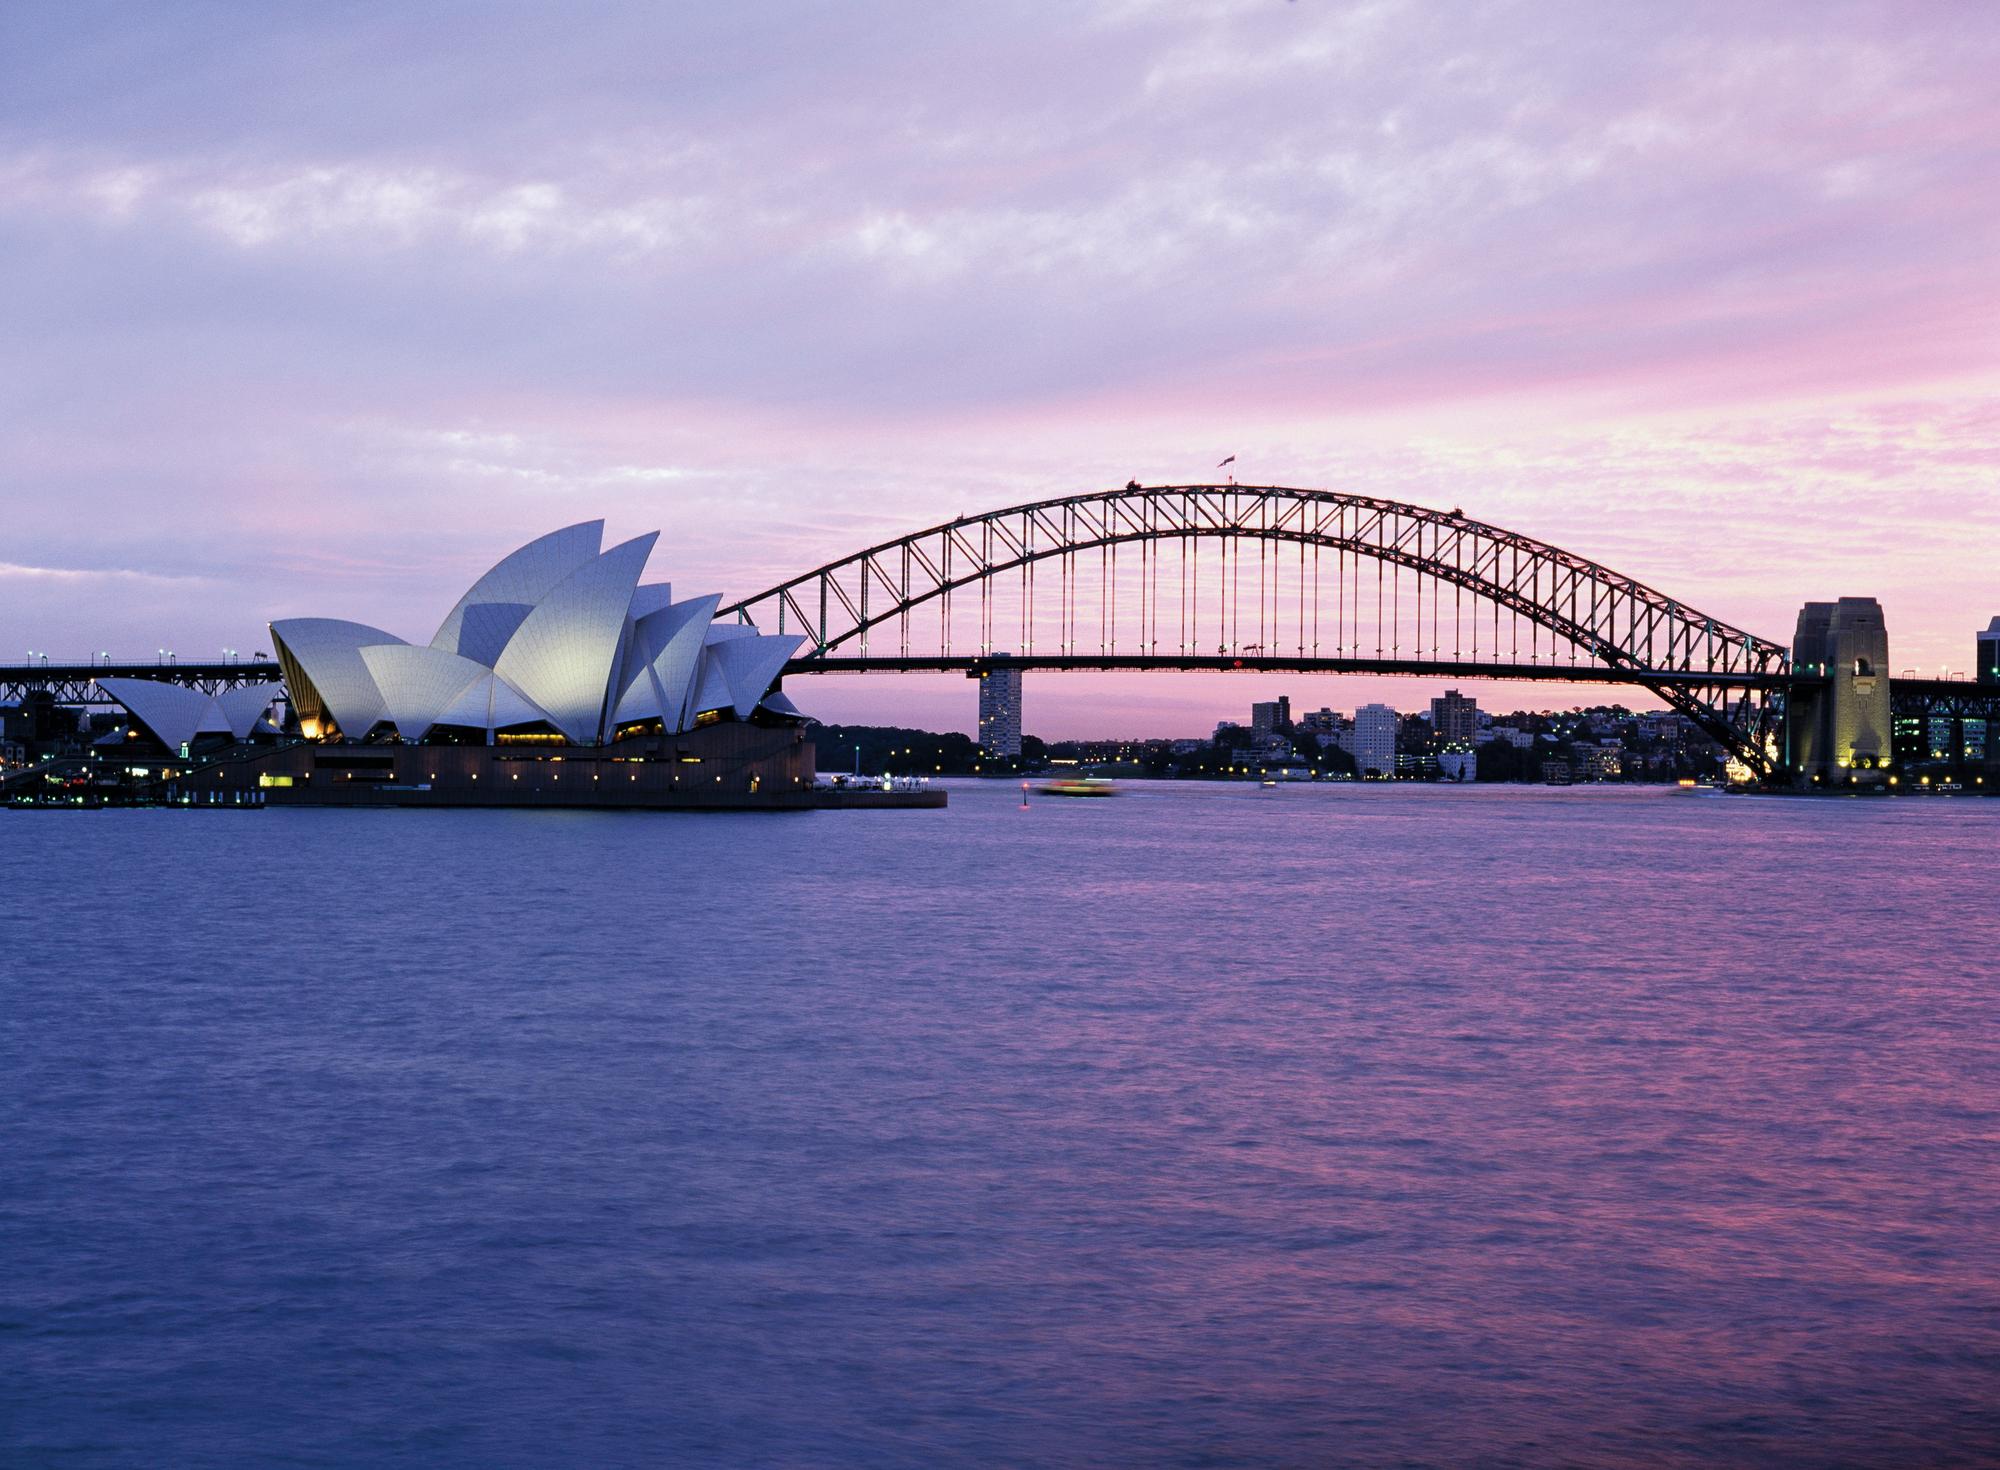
[{"left": 1785, "top": 598, "right": 1892, "bottom": 787}]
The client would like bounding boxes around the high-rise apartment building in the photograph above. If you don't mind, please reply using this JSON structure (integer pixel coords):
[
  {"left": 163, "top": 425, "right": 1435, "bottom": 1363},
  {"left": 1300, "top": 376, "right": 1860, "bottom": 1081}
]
[
  {"left": 977, "top": 662, "right": 1023, "bottom": 759},
  {"left": 1979, "top": 616, "right": 2000, "bottom": 684},
  {"left": 1250, "top": 696, "right": 1292, "bottom": 732},
  {"left": 1345, "top": 702, "right": 1399, "bottom": 779},
  {"left": 1430, "top": 689, "right": 1478, "bottom": 744}
]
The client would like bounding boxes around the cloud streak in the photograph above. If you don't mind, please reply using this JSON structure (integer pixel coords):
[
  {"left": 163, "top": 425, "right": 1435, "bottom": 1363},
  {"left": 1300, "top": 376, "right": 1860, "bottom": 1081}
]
[{"left": 0, "top": 561, "right": 210, "bottom": 586}]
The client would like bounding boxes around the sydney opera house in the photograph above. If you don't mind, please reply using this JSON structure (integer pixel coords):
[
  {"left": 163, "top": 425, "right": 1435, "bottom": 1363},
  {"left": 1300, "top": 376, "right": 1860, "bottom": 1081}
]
[{"left": 108, "top": 522, "right": 818, "bottom": 807}]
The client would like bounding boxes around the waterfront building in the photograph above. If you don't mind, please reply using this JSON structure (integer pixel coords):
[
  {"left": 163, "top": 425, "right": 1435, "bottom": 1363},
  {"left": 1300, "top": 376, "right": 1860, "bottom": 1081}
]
[
  {"left": 1250, "top": 696, "right": 1291, "bottom": 732},
  {"left": 1, "top": 690, "right": 86, "bottom": 753},
  {"left": 97, "top": 521, "right": 819, "bottom": 808},
  {"left": 1345, "top": 703, "right": 1398, "bottom": 779},
  {"left": 1430, "top": 689, "right": 1478, "bottom": 744},
  {"left": 1980, "top": 617, "right": 2000, "bottom": 684},
  {"left": 1438, "top": 746, "right": 1477, "bottom": 782},
  {"left": 1244, "top": 732, "right": 1295, "bottom": 763},
  {"left": 268, "top": 522, "right": 804, "bottom": 748},
  {"left": 1576, "top": 746, "right": 1623, "bottom": 780},
  {"left": 978, "top": 662, "right": 1023, "bottom": 759}
]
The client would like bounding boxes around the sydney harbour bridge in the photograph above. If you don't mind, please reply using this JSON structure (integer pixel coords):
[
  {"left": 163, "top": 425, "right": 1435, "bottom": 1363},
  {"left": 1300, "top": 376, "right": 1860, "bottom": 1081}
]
[{"left": 6, "top": 483, "right": 1996, "bottom": 782}]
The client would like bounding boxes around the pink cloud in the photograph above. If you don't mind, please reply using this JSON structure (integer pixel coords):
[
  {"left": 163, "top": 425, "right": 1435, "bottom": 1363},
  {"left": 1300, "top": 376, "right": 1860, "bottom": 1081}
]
[{"left": 0, "top": 3, "right": 1994, "bottom": 735}]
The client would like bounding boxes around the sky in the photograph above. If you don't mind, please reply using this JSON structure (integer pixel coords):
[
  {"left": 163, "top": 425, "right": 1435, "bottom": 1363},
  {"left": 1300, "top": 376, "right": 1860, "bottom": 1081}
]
[{"left": 3, "top": 1, "right": 1996, "bottom": 738}]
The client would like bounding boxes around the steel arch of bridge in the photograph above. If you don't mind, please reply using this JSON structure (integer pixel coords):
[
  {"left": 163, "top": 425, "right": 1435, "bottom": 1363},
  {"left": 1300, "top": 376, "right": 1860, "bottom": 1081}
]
[{"left": 722, "top": 484, "right": 1792, "bottom": 770}]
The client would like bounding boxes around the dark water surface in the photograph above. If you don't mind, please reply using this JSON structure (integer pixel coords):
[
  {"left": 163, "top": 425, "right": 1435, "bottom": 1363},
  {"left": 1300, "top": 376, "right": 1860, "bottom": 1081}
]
[{"left": 4, "top": 782, "right": 1997, "bottom": 1467}]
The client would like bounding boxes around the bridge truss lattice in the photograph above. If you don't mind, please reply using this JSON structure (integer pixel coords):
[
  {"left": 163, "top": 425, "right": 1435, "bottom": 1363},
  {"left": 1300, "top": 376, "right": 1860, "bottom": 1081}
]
[
  {"left": 0, "top": 662, "right": 282, "bottom": 708},
  {"left": 722, "top": 484, "right": 1792, "bottom": 771}
]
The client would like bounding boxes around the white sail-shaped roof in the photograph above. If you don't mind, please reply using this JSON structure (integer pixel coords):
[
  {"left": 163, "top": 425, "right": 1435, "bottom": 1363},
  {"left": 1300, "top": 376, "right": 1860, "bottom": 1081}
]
[
  {"left": 431, "top": 520, "right": 604, "bottom": 659},
  {"left": 604, "top": 582, "right": 677, "bottom": 717},
  {"left": 359, "top": 645, "right": 495, "bottom": 743},
  {"left": 453, "top": 601, "right": 535, "bottom": 667},
  {"left": 270, "top": 618, "right": 408, "bottom": 738},
  {"left": 433, "top": 677, "right": 492, "bottom": 731},
  {"left": 630, "top": 582, "right": 674, "bottom": 620},
  {"left": 624, "top": 593, "right": 718, "bottom": 732},
  {"left": 486, "top": 676, "right": 551, "bottom": 730},
  {"left": 214, "top": 681, "right": 284, "bottom": 739},
  {"left": 612, "top": 664, "right": 665, "bottom": 724},
  {"left": 688, "top": 654, "right": 736, "bottom": 721},
  {"left": 272, "top": 523, "right": 810, "bottom": 746},
  {"left": 759, "top": 690, "right": 803, "bottom": 718},
  {"left": 713, "top": 633, "right": 805, "bottom": 718},
  {"left": 98, "top": 678, "right": 231, "bottom": 752},
  {"left": 430, "top": 671, "right": 554, "bottom": 734},
  {"left": 492, "top": 533, "right": 658, "bottom": 744}
]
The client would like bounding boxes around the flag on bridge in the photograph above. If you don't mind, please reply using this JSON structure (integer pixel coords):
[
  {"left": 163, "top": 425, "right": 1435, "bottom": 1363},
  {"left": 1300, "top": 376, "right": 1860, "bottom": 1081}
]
[{"left": 1217, "top": 455, "right": 1235, "bottom": 468}]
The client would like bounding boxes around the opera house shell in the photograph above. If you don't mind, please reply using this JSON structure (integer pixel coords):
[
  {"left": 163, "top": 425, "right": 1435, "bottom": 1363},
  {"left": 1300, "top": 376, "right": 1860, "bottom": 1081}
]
[
  {"left": 97, "top": 676, "right": 284, "bottom": 756},
  {"left": 271, "top": 521, "right": 804, "bottom": 749},
  {"left": 119, "top": 521, "right": 821, "bottom": 807}
]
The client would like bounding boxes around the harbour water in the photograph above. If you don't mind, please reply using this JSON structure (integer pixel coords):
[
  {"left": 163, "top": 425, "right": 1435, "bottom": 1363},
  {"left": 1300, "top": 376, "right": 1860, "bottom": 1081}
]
[{"left": 3, "top": 783, "right": 1996, "bottom": 1466}]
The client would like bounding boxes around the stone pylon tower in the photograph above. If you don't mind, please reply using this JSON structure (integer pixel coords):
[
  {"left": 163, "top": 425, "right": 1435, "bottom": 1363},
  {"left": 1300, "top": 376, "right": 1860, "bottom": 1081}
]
[{"left": 1786, "top": 598, "right": 1892, "bottom": 786}]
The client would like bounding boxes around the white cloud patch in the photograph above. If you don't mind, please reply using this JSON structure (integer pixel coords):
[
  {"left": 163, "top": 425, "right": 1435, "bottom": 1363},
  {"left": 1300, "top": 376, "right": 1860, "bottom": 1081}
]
[{"left": 0, "top": 561, "right": 210, "bottom": 586}]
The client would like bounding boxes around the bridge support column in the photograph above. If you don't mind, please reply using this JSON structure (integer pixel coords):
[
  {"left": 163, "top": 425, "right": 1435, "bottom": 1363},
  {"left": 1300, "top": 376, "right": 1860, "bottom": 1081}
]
[
  {"left": 1786, "top": 598, "right": 1892, "bottom": 788},
  {"left": 1978, "top": 619, "right": 2000, "bottom": 792}
]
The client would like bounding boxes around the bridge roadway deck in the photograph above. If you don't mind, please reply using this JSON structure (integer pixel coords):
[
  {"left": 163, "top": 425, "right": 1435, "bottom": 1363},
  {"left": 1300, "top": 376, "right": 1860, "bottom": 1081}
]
[
  {"left": 1, "top": 661, "right": 282, "bottom": 704},
  {"left": 785, "top": 654, "right": 1791, "bottom": 687},
  {"left": 8, "top": 658, "right": 1992, "bottom": 705}
]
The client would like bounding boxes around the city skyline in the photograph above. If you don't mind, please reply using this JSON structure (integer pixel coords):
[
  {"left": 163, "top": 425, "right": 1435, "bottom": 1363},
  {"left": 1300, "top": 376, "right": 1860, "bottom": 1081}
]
[{"left": 3, "top": 4, "right": 1997, "bottom": 739}]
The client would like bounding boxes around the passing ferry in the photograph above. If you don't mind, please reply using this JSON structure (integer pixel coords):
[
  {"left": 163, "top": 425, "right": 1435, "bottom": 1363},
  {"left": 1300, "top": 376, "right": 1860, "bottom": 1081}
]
[{"left": 1039, "top": 776, "right": 1120, "bottom": 797}]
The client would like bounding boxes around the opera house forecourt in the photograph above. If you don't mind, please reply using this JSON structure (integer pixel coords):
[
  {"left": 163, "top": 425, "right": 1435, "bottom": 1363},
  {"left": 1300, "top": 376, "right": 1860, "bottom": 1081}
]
[{"left": 111, "top": 521, "right": 837, "bottom": 808}]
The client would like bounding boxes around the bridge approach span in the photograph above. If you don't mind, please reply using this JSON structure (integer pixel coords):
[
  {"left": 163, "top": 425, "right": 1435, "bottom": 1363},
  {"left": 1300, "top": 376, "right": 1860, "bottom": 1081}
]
[{"left": 2, "top": 661, "right": 282, "bottom": 707}]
